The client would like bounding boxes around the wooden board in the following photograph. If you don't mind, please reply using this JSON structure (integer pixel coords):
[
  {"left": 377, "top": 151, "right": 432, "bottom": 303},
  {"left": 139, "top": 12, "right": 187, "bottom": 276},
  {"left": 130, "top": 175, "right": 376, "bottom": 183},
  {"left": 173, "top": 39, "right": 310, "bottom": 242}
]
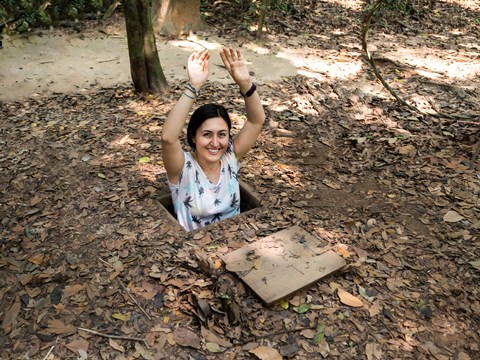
[{"left": 222, "top": 226, "right": 346, "bottom": 305}]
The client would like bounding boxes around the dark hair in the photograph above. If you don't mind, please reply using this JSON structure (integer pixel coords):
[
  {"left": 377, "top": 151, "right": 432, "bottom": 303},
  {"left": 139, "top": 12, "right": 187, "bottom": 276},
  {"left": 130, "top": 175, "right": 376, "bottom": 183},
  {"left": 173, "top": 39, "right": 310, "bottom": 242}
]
[{"left": 187, "top": 103, "right": 232, "bottom": 149}]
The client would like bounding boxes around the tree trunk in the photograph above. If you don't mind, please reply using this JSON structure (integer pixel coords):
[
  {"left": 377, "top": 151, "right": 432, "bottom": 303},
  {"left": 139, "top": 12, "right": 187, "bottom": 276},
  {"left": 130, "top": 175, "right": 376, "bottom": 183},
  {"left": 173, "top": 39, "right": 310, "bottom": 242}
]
[
  {"left": 153, "top": 0, "right": 203, "bottom": 36},
  {"left": 123, "top": 0, "right": 168, "bottom": 94},
  {"left": 257, "top": 0, "right": 270, "bottom": 39}
]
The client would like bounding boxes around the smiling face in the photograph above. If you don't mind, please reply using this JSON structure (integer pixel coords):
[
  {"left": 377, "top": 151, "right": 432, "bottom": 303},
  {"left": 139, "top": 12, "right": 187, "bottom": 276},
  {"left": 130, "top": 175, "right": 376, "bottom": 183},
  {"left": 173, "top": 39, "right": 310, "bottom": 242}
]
[{"left": 192, "top": 117, "right": 230, "bottom": 163}]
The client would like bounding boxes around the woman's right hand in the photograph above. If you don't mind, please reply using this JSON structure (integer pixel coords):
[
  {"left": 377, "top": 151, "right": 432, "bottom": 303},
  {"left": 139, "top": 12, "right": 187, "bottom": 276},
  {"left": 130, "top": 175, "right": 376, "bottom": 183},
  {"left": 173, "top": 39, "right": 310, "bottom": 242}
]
[{"left": 187, "top": 49, "right": 210, "bottom": 89}]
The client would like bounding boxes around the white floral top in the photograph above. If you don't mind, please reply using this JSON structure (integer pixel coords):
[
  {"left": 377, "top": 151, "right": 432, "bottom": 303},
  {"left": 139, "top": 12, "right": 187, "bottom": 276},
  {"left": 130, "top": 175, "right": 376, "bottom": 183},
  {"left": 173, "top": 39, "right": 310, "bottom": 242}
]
[{"left": 167, "top": 140, "right": 240, "bottom": 231}]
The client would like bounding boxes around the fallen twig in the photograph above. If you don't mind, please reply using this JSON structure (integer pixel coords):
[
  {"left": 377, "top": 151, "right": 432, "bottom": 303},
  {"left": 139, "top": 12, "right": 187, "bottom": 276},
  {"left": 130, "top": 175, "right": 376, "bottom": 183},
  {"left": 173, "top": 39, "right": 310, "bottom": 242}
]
[
  {"left": 116, "top": 278, "right": 152, "bottom": 320},
  {"left": 78, "top": 327, "right": 147, "bottom": 344},
  {"left": 42, "top": 345, "right": 55, "bottom": 360},
  {"left": 98, "top": 257, "right": 152, "bottom": 320},
  {"left": 361, "top": 0, "right": 480, "bottom": 122},
  {"left": 97, "top": 57, "right": 119, "bottom": 63},
  {"left": 98, "top": 256, "right": 113, "bottom": 269}
]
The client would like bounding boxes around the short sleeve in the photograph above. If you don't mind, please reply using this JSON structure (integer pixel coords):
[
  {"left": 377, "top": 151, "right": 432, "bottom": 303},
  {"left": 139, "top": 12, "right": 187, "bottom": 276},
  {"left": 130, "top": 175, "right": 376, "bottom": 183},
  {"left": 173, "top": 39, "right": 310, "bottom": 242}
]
[{"left": 223, "top": 138, "right": 238, "bottom": 168}]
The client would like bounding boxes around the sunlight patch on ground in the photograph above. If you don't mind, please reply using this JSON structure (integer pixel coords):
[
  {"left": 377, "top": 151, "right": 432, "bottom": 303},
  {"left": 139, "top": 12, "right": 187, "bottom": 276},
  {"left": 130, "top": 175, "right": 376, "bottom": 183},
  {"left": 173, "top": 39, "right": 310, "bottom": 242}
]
[
  {"left": 110, "top": 133, "right": 165, "bottom": 182},
  {"left": 439, "top": 0, "right": 480, "bottom": 10},
  {"left": 267, "top": 102, "right": 290, "bottom": 112},
  {"left": 240, "top": 42, "right": 271, "bottom": 55},
  {"left": 113, "top": 134, "right": 138, "bottom": 147},
  {"left": 169, "top": 36, "right": 224, "bottom": 52},
  {"left": 354, "top": 76, "right": 389, "bottom": 99},
  {"left": 276, "top": 49, "right": 363, "bottom": 80},
  {"left": 385, "top": 48, "right": 480, "bottom": 80},
  {"left": 324, "top": 0, "right": 364, "bottom": 11},
  {"left": 136, "top": 164, "right": 163, "bottom": 183},
  {"left": 167, "top": 37, "right": 298, "bottom": 83}
]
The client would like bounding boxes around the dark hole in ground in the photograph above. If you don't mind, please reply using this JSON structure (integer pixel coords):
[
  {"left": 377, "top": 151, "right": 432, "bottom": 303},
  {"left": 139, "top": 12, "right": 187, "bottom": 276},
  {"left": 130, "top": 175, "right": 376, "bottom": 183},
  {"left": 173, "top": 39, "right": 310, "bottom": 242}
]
[{"left": 158, "top": 180, "right": 261, "bottom": 232}]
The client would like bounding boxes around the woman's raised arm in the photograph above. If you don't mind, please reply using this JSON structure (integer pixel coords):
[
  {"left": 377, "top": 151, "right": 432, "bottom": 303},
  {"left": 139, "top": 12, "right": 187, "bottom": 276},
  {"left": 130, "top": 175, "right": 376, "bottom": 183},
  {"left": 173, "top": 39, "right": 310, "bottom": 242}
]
[
  {"left": 220, "top": 48, "right": 265, "bottom": 160},
  {"left": 161, "top": 50, "right": 210, "bottom": 184}
]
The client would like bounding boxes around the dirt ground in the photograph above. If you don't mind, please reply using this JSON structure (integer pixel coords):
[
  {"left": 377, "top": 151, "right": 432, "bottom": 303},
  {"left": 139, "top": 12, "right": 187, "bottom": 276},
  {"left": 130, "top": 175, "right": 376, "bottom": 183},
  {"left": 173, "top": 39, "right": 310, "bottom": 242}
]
[
  {"left": 0, "top": 24, "right": 297, "bottom": 101},
  {"left": 1, "top": 1, "right": 479, "bottom": 360}
]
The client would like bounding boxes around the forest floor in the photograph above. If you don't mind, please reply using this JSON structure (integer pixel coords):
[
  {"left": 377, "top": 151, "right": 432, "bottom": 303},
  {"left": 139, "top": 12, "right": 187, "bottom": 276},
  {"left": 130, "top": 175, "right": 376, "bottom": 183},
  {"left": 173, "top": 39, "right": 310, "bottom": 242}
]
[{"left": 1, "top": 1, "right": 479, "bottom": 359}]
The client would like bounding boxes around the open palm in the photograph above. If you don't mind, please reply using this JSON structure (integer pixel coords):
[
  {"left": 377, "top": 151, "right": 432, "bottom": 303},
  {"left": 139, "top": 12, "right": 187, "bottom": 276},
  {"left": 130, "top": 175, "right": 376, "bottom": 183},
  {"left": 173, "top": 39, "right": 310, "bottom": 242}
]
[
  {"left": 220, "top": 48, "right": 251, "bottom": 88},
  {"left": 188, "top": 50, "right": 210, "bottom": 88}
]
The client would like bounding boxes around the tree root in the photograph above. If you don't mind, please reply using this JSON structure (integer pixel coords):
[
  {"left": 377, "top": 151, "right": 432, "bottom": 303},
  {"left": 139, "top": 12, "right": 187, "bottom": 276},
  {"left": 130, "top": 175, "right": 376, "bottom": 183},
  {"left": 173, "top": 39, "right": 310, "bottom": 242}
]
[{"left": 361, "top": 0, "right": 480, "bottom": 122}]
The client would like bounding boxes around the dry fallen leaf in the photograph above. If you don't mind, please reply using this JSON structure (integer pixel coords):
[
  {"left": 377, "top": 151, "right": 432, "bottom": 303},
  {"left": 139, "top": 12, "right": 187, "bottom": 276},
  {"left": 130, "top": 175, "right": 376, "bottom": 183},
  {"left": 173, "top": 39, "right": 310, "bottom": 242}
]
[
  {"left": 249, "top": 345, "right": 283, "bottom": 360},
  {"left": 65, "top": 339, "right": 89, "bottom": 354},
  {"left": 46, "top": 319, "right": 76, "bottom": 335},
  {"left": 457, "top": 351, "right": 471, "bottom": 360},
  {"left": 397, "top": 144, "right": 416, "bottom": 155},
  {"left": 172, "top": 327, "right": 201, "bottom": 349},
  {"left": 213, "top": 259, "right": 222, "bottom": 270},
  {"left": 109, "top": 338, "right": 125, "bottom": 352},
  {"left": 205, "top": 342, "right": 222, "bottom": 353},
  {"left": 300, "top": 329, "right": 315, "bottom": 339},
  {"left": 369, "top": 301, "right": 382, "bottom": 317},
  {"left": 322, "top": 178, "right": 341, "bottom": 189},
  {"left": 111, "top": 313, "right": 130, "bottom": 322},
  {"left": 63, "top": 284, "right": 84, "bottom": 297},
  {"left": 30, "top": 195, "right": 43, "bottom": 206},
  {"left": 148, "top": 264, "right": 163, "bottom": 279},
  {"left": 337, "top": 244, "right": 352, "bottom": 258},
  {"left": 149, "top": 324, "right": 171, "bottom": 333},
  {"left": 338, "top": 288, "right": 363, "bottom": 308},
  {"left": 366, "top": 342, "right": 383, "bottom": 360},
  {"left": 28, "top": 253, "right": 45, "bottom": 265},
  {"left": 1, "top": 297, "right": 20, "bottom": 334},
  {"left": 443, "top": 210, "right": 464, "bottom": 223},
  {"left": 77, "top": 349, "right": 88, "bottom": 360},
  {"left": 469, "top": 259, "right": 480, "bottom": 270},
  {"left": 203, "top": 331, "right": 232, "bottom": 348}
]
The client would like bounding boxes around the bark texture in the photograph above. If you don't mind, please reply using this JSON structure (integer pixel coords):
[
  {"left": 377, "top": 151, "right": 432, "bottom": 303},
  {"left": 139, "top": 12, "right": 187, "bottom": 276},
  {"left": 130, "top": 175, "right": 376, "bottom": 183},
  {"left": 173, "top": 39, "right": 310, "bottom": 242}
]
[
  {"left": 153, "top": 0, "right": 203, "bottom": 35},
  {"left": 124, "top": 0, "right": 168, "bottom": 93}
]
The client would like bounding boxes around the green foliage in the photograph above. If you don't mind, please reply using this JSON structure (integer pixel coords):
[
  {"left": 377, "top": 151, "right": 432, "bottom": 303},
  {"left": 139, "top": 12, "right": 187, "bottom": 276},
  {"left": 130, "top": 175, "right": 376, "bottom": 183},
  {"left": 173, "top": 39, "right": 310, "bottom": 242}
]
[
  {"left": 91, "top": 0, "right": 103, "bottom": 12},
  {"left": 203, "top": 0, "right": 307, "bottom": 36},
  {"left": 71, "top": 0, "right": 86, "bottom": 11},
  {"left": 16, "top": 20, "right": 30, "bottom": 33},
  {"left": 67, "top": 6, "right": 79, "bottom": 20},
  {"left": 314, "top": 323, "right": 326, "bottom": 345},
  {"left": 365, "top": 0, "right": 418, "bottom": 16},
  {"left": 270, "top": 0, "right": 297, "bottom": 14},
  {"left": 382, "top": 0, "right": 418, "bottom": 15},
  {"left": 0, "top": 0, "right": 116, "bottom": 30},
  {"left": 38, "top": 9, "right": 52, "bottom": 27}
]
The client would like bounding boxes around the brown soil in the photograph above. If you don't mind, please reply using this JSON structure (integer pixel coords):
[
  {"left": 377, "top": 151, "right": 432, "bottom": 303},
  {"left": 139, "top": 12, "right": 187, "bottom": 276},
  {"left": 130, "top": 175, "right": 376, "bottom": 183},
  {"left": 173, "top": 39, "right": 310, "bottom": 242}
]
[{"left": 1, "top": 1, "right": 479, "bottom": 359}]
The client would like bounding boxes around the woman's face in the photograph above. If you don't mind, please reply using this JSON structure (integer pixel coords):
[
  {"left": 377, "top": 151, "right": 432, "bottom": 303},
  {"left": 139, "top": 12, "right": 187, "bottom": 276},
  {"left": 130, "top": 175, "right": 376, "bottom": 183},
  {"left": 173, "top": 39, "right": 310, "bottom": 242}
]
[{"left": 193, "top": 117, "right": 229, "bottom": 163}]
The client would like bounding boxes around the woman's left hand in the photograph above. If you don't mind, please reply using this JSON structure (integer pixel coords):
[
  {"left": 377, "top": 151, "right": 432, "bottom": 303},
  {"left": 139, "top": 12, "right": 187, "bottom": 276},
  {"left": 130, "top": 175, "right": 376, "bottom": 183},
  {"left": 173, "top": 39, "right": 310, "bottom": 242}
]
[{"left": 220, "top": 48, "right": 252, "bottom": 94}]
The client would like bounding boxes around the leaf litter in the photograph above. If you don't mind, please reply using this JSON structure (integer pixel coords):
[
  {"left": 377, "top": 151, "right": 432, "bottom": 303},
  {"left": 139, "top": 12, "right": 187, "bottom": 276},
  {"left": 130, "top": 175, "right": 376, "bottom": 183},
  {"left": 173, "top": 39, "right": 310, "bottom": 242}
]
[{"left": 0, "top": 1, "right": 479, "bottom": 359}]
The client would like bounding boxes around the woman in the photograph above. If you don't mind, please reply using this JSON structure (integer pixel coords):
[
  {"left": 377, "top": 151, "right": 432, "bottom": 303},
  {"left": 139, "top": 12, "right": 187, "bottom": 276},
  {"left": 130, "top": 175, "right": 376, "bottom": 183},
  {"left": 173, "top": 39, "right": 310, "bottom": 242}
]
[{"left": 161, "top": 48, "right": 265, "bottom": 231}]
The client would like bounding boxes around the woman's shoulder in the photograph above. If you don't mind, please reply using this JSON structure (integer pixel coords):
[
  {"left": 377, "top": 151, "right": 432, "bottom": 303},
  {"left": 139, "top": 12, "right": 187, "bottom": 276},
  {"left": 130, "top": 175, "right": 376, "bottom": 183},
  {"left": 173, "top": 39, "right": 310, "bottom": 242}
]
[
  {"left": 184, "top": 151, "right": 194, "bottom": 161},
  {"left": 183, "top": 151, "right": 198, "bottom": 170},
  {"left": 222, "top": 139, "right": 239, "bottom": 172}
]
